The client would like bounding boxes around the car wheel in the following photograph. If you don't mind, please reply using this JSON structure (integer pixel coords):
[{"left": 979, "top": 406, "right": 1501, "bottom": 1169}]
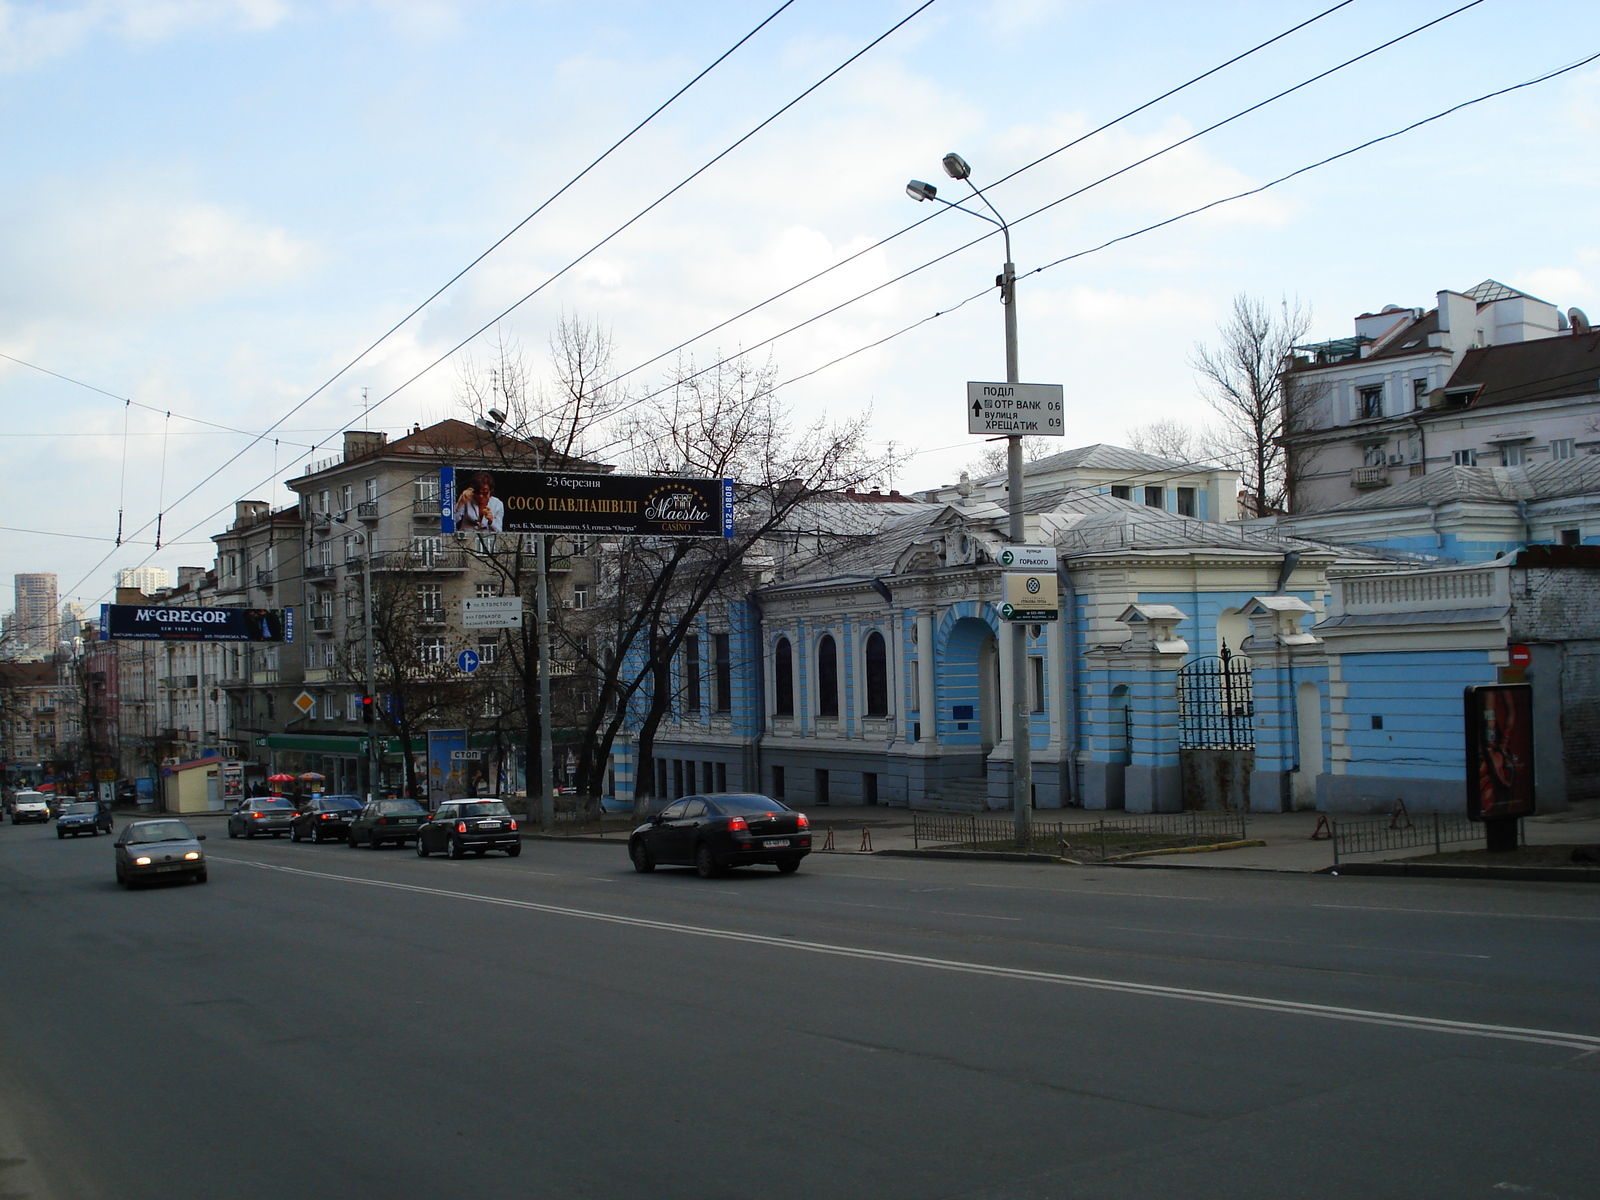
[
  {"left": 448, "top": 836, "right": 466, "bottom": 860},
  {"left": 346, "top": 831, "right": 357, "bottom": 847},
  {"left": 115, "top": 861, "right": 126, "bottom": 885},
  {"left": 56, "top": 829, "right": 65, "bottom": 839},
  {"left": 244, "top": 828, "right": 255, "bottom": 839},
  {"left": 775, "top": 855, "right": 802, "bottom": 875},
  {"left": 367, "top": 835, "right": 382, "bottom": 850},
  {"left": 228, "top": 824, "right": 239, "bottom": 839},
  {"left": 505, "top": 842, "right": 521, "bottom": 858},
  {"left": 193, "top": 869, "right": 208, "bottom": 884},
  {"left": 311, "top": 825, "right": 323, "bottom": 844},
  {"left": 630, "top": 840, "right": 656, "bottom": 873},
  {"left": 290, "top": 825, "right": 302, "bottom": 842},
  {"left": 695, "top": 842, "right": 722, "bottom": 879},
  {"left": 416, "top": 837, "right": 429, "bottom": 858}
]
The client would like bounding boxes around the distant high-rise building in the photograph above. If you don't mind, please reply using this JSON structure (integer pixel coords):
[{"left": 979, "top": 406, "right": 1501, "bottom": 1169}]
[
  {"left": 58, "top": 601, "right": 89, "bottom": 643},
  {"left": 116, "top": 566, "right": 170, "bottom": 594},
  {"left": 12, "top": 574, "right": 59, "bottom": 660}
]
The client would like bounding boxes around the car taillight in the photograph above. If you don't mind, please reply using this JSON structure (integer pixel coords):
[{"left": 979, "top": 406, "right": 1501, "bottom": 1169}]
[
  {"left": 321, "top": 813, "right": 335, "bottom": 820},
  {"left": 509, "top": 820, "right": 518, "bottom": 831},
  {"left": 456, "top": 822, "right": 467, "bottom": 833},
  {"left": 378, "top": 817, "right": 388, "bottom": 825},
  {"left": 797, "top": 813, "right": 809, "bottom": 828},
  {"left": 727, "top": 817, "right": 748, "bottom": 832}
]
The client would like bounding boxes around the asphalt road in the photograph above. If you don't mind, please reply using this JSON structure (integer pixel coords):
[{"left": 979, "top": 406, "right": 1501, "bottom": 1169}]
[{"left": 2, "top": 816, "right": 1597, "bottom": 1200}]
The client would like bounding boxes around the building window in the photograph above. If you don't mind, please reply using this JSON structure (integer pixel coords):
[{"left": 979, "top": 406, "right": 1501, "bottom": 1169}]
[
  {"left": 413, "top": 475, "right": 439, "bottom": 502},
  {"left": 475, "top": 583, "right": 498, "bottom": 598},
  {"left": 570, "top": 585, "right": 588, "bottom": 610},
  {"left": 1143, "top": 486, "right": 1164, "bottom": 508},
  {"left": 417, "top": 583, "right": 442, "bottom": 618},
  {"left": 814, "top": 768, "right": 830, "bottom": 805},
  {"left": 683, "top": 636, "right": 701, "bottom": 713},
  {"left": 317, "top": 489, "right": 330, "bottom": 513},
  {"left": 817, "top": 635, "right": 839, "bottom": 718},
  {"left": 1359, "top": 385, "right": 1383, "bottom": 419},
  {"left": 477, "top": 636, "right": 498, "bottom": 664},
  {"left": 1550, "top": 438, "right": 1576, "bottom": 461},
  {"left": 1176, "top": 487, "right": 1196, "bottom": 517},
  {"left": 716, "top": 762, "right": 727, "bottom": 792},
  {"left": 339, "top": 484, "right": 353, "bottom": 512},
  {"left": 1030, "top": 656, "right": 1046, "bottom": 713},
  {"left": 773, "top": 638, "right": 794, "bottom": 717},
  {"left": 1363, "top": 443, "right": 1386, "bottom": 468},
  {"left": 343, "top": 534, "right": 358, "bottom": 562},
  {"left": 411, "top": 536, "right": 440, "bottom": 565},
  {"left": 568, "top": 535, "right": 591, "bottom": 555},
  {"left": 1560, "top": 529, "right": 1582, "bottom": 546},
  {"left": 1453, "top": 449, "right": 1477, "bottom": 466},
  {"left": 418, "top": 637, "right": 445, "bottom": 664},
  {"left": 365, "top": 477, "right": 377, "bottom": 501},
  {"left": 1110, "top": 485, "right": 1130, "bottom": 500},
  {"left": 1412, "top": 378, "right": 1429, "bottom": 408},
  {"left": 863, "top": 631, "right": 888, "bottom": 718},
  {"left": 348, "top": 693, "right": 363, "bottom": 722},
  {"left": 1502, "top": 444, "right": 1526, "bottom": 467},
  {"left": 771, "top": 765, "right": 785, "bottom": 798},
  {"left": 713, "top": 632, "right": 732, "bottom": 714}
]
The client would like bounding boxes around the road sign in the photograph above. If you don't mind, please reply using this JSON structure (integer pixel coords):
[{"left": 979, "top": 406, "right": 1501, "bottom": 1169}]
[
  {"left": 997, "top": 545, "right": 1057, "bottom": 571},
  {"left": 966, "top": 382, "right": 1065, "bottom": 436},
  {"left": 1507, "top": 643, "right": 1532, "bottom": 669},
  {"left": 463, "top": 596, "right": 524, "bottom": 629},
  {"left": 457, "top": 650, "right": 480, "bottom": 674},
  {"left": 998, "top": 572, "right": 1059, "bottom": 622},
  {"left": 293, "top": 691, "right": 315, "bottom": 715},
  {"left": 450, "top": 750, "right": 483, "bottom": 761}
]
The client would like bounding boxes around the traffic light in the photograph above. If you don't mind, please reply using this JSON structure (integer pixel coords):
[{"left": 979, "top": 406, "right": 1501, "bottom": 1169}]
[{"left": 360, "top": 694, "right": 375, "bottom": 723}]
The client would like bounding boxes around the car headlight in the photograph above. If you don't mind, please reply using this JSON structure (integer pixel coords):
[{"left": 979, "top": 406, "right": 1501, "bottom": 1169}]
[
  {"left": 134, "top": 856, "right": 152, "bottom": 866},
  {"left": 184, "top": 851, "right": 200, "bottom": 861}
]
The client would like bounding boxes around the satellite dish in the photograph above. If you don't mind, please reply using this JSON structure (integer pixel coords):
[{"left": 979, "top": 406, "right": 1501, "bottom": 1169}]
[{"left": 1570, "top": 308, "right": 1591, "bottom": 334}]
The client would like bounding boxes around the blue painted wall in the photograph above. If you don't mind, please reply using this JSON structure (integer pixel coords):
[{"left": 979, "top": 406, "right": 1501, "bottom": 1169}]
[{"left": 1338, "top": 649, "right": 1495, "bottom": 781}]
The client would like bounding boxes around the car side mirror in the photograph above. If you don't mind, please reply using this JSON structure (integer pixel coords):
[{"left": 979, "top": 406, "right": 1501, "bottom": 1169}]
[{"left": 197, "top": 834, "right": 207, "bottom": 841}]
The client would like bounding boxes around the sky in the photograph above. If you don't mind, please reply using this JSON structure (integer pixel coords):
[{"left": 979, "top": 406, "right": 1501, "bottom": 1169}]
[{"left": 4, "top": 0, "right": 1600, "bottom": 609}]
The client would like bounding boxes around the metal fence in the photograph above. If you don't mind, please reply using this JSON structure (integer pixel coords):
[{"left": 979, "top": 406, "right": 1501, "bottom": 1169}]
[
  {"left": 1177, "top": 646, "right": 1255, "bottom": 749},
  {"left": 1329, "top": 811, "right": 1490, "bottom": 864},
  {"left": 912, "top": 810, "right": 1248, "bottom": 862}
]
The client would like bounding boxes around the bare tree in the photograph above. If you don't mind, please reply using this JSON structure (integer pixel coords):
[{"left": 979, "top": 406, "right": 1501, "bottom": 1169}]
[
  {"left": 1125, "top": 418, "right": 1204, "bottom": 464},
  {"left": 1190, "top": 294, "right": 1325, "bottom": 515},
  {"left": 962, "top": 437, "right": 1054, "bottom": 481}
]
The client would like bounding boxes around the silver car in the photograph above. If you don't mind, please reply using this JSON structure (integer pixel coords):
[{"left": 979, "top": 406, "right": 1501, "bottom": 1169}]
[{"left": 115, "top": 819, "right": 208, "bottom": 888}]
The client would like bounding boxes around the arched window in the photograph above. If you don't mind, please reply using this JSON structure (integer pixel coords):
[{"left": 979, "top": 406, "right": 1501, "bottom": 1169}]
[
  {"left": 774, "top": 638, "right": 794, "bottom": 717},
  {"left": 864, "top": 631, "right": 888, "bottom": 717},
  {"left": 817, "top": 634, "right": 839, "bottom": 718}
]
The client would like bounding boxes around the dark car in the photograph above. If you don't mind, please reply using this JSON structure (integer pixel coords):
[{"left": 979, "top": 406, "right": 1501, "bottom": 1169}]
[
  {"left": 56, "top": 801, "right": 113, "bottom": 838},
  {"left": 630, "top": 793, "right": 810, "bottom": 877},
  {"left": 226, "top": 797, "right": 298, "bottom": 838},
  {"left": 416, "top": 799, "right": 521, "bottom": 859},
  {"left": 115, "top": 819, "right": 207, "bottom": 887},
  {"left": 346, "top": 797, "right": 429, "bottom": 849},
  {"left": 290, "top": 795, "right": 364, "bottom": 843}
]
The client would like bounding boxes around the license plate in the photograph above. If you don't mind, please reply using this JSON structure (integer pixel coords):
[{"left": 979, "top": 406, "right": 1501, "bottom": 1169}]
[
  {"left": 399, "top": 818, "right": 418, "bottom": 825},
  {"left": 480, "top": 821, "right": 502, "bottom": 828},
  {"left": 763, "top": 839, "right": 790, "bottom": 848},
  {"left": 154, "top": 864, "right": 185, "bottom": 872}
]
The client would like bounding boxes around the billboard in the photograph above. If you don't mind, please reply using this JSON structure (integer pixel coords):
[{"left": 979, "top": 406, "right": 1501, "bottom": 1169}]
[
  {"left": 439, "top": 467, "right": 733, "bottom": 538},
  {"left": 1464, "top": 684, "right": 1536, "bottom": 821},
  {"left": 100, "top": 604, "right": 292, "bottom": 642},
  {"left": 426, "top": 729, "right": 467, "bottom": 808}
]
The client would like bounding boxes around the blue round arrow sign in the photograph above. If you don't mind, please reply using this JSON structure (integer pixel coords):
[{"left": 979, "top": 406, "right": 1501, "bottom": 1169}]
[{"left": 458, "top": 649, "right": 479, "bottom": 673}]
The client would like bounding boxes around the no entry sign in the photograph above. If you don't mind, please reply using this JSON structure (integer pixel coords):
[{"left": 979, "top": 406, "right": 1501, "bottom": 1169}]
[{"left": 1507, "top": 643, "right": 1532, "bottom": 669}]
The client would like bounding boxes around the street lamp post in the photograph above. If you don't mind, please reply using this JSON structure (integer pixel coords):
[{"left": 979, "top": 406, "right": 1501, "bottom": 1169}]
[
  {"left": 330, "top": 517, "right": 379, "bottom": 802},
  {"left": 908, "top": 153, "right": 1032, "bottom": 844}
]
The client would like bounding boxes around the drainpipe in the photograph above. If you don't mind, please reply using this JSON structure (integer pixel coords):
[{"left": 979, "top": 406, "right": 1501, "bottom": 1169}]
[
  {"left": 1058, "top": 560, "right": 1079, "bottom": 806},
  {"left": 746, "top": 590, "right": 765, "bottom": 794}
]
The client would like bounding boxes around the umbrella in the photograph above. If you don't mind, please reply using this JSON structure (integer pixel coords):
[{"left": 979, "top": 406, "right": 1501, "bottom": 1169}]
[
  {"left": 266, "top": 773, "right": 296, "bottom": 783},
  {"left": 298, "top": 772, "right": 325, "bottom": 782}
]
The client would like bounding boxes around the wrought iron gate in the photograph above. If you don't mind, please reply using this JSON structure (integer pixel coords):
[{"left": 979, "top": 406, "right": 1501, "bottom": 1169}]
[{"left": 1177, "top": 645, "right": 1255, "bottom": 749}]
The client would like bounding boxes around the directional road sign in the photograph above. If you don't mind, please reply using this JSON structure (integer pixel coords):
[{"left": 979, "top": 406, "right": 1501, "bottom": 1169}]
[
  {"left": 997, "top": 545, "right": 1057, "bottom": 571},
  {"left": 457, "top": 649, "right": 480, "bottom": 674},
  {"left": 967, "top": 382, "right": 1065, "bottom": 436},
  {"left": 463, "top": 596, "right": 524, "bottom": 629},
  {"left": 999, "top": 572, "right": 1059, "bottom": 622}
]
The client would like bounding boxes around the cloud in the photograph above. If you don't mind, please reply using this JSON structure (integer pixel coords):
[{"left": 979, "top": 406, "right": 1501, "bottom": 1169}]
[
  {"left": 1511, "top": 266, "right": 1594, "bottom": 309},
  {"left": 0, "top": 169, "right": 314, "bottom": 323},
  {"left": 0, "top": 0, "right": 288, "bottom": 71}
]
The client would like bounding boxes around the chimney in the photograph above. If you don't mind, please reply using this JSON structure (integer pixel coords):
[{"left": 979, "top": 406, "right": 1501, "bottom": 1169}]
[
  {"left": 343, "top": 430, "right": 387, "bottom": 461},
  {"left": 233, "top": 500, "right": 270, "bottom": 529},
  {"left": 177, "top": 567, "right": 207, "bottom": 588},
  {"left": 115, "top": 587, "right": 148, "bottom": 605}
]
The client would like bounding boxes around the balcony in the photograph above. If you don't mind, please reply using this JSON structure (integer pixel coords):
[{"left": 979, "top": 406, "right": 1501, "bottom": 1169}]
[
  {"left": 311, "top": 512, "right": 333, "bottom": 529},
  {"left": 1351, "top": 466, "right": 1390, "bottom": 490},
  {"left": 305, "top": 564, "right": 338, "bottom": 584},
  {"left": 413, "top": 496, "right": 441, "bottom": 518},
  {"left": 255, "top": 568, "right": 274, "bottom": 588},
  {"left": 311, "top": 616, "right": 334, "bottom": 633},
  {"left": 356, "top": 501, "right": 379, "bottom": 520},
  {"left": 370, "top": 549, "right": 466, "bottom": 573},
  {"left": 417, "top": 610, "right": 447, "bottom": 626}
]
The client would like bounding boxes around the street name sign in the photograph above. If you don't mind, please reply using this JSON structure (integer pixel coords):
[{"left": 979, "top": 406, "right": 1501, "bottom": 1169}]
[
  {"left": 462, "top": 596, "right": 524, "bottom": 629},
  {"left": 997, "top": 545, "right": 1057, "bottom": 571},
  {"left": 999, "top": 572, "right": 1059, "bottom": 622},
  {"left": 967, "top": 382, "right": 1065, "bottom": 436}
]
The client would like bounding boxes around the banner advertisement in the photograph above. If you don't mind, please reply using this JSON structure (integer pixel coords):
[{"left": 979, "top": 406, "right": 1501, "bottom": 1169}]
[
  {"left": 99, "top": 604, "right": 292, "bottom": 642},
  {"left": 1463, "top": 684, "right": 1536, "bottom": 820},
  {"left": 440, "top": 467, "right": 733, "bottom": 538},
  {"left": 426, "top": 729, "right": 467, "bottom": 808}
]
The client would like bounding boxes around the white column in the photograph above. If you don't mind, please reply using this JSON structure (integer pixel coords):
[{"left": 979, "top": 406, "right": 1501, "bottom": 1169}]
[
  {"left": 996, "top": 620, "right": 1014, "bottom": 745},
  {"left": 915, "top": 608, "right": 936, "bottom": 742}
]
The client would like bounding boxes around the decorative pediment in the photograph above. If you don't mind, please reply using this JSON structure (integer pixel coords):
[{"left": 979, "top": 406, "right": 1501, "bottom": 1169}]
[
  {"left": 1241, "top": 595, "right": 1319, "bottom": 646},
  {"left": 894, "top": 539, "right": 946, "bottom": 574},
  {"left": 1115, "top": 603, "right": 1188, "bottom": 654}
]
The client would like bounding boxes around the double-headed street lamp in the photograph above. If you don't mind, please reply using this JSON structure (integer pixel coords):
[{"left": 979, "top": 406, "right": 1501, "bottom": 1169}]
[{"left": 907, "top": 152, "right": 1032, "bottom": 843}]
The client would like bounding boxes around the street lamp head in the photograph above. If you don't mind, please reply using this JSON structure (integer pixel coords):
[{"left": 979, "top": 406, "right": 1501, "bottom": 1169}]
[
  {"left": 942, "top": 152, "right": 972, "bottom": 181},
  {"left": 906, "top": 179, "right": 937, "bottom": 202},
  {"left": 487, "top": 407, "right": 507, "bottom": 425}
]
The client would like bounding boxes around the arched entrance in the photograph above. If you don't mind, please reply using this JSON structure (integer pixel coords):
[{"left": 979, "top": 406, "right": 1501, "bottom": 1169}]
[{"left": 943, "top": 615, "right": 999, "bottom": 763}]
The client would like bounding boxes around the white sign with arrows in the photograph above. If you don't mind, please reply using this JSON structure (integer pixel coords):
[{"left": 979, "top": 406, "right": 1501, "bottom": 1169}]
[
  {"left": 997, "top": 545, "right": 1057, "bottom": 571},
  {"left": 462, "top": 596, "right": 524, "bottom": 629},
  {"left": 967, "top": 381, "right": 1065, "bottom": 436}
]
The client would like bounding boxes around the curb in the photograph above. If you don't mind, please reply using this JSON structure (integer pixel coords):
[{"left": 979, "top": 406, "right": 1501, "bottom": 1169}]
[
  {"left": 1104, "top": 838, "right": 1267, "bottom": 862},
  {"left": 525, "top": 833, "right": 629, "bottom": 845},
  {"left": 1326, "top": 861, "right": 1600, "bottom": 883},
  {"left": 875, "top": 848, "right": 1062, "bottom": 864}
]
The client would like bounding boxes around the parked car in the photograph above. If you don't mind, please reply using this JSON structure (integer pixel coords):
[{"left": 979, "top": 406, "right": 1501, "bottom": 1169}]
[
  {"left": 416, "top": 799, "right": 521, "bottom": 859},
  {"left": 226, "top": 797, "right": 298, "bottom": 838},
  {"left": 630, "top": 793, "right": 810, "bottom": 877},
  {"left": 56, "top": 801, "right": 113, "bottom": 838},
  {"left": 347, "top": 797, "right": 429, "bottom": 849},
  {"left": 10, "top": 791, "right": 52, "bottom": 825},
  {"left": 114, "top": 819, "right": 207, "bottom": 887},
  {"left": 290, "top": 795, "right": 364, "bottom": 843}
]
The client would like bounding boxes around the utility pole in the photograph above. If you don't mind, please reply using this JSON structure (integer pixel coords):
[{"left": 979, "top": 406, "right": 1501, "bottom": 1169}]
[
  {"left": 534, "top": 533, "right": 555, "bottom": 830},
  {"left": 1001, "top": 256, "right": 1033, "bottom": 848},
  {"left": 363, "top": 537, "right": 377, "bottom": 802}
]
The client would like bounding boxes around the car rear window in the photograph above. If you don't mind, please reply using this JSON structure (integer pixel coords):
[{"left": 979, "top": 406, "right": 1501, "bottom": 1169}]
[
  {"left": 710, "top": 795, "right": 793, "bottom": 815},
  {"left": 255, "top": 800, "right": 295, "bottom": 810},
  {"left": 378, "top": 800, "right": 425, "bottom": 814},
  {"left": 457, "top": 802, "right": 510, "bottom": 817},
  {"left": 322, "top": 797, "right": 363, "bottom": 810}
]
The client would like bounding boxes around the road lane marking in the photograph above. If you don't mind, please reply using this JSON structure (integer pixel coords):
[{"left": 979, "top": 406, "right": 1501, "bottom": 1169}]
[
  {"left": 1315, "top": 903, "right": 1600, "bottom": 923},
  {"left": 213, "top": 857, "right": 1600, "bottom": 1053},
  {"left": 1107, "top": 925, "right": 1490, "bottom": 959}
]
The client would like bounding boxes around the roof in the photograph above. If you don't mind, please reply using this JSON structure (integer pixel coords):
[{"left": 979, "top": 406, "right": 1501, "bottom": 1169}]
[
  {"left": 1314, "top": 457, "right": 1600, "bottom": 514},
  {"left": 1439, "top": 329, "right": 1600, "bottom": 411},
  {"left": 1464, "top": 279, "right": 1546, "bottom": 305},
  {"left": 0, "top": 662, "right": 56, "bottom": 687},
  {"left": 300, "top": 419, "right": 607, "bottom": 482},
  {"left": 979, "top": 442, "right": 1221, "bottom": 485}
]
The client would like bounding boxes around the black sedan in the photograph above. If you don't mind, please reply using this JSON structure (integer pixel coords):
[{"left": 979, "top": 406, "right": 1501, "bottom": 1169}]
[
  {"left": 346, "top": 798, "right": 429, "bottom": 849},
  {"left": 290, "top": 795, "right": 364, "bottom": 843},
  {"left": 56, "top": 801, "right": 113, "bottom": 838},
  {"left": 416, "top": 800, "right": 521, "bottom": 859},
  {"left": 630, "top": 793, "right": 810, "bottom": 878},
  {"left": 115, "top": 819, "right": 207, "bottom": 887},
  {"left": 226, "top": 798, "right": 298, "bottom": 838}
]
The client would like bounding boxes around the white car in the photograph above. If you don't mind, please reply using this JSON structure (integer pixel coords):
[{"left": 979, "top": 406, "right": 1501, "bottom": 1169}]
[{"left": 11, "top": 791, "right": 52, "bottom": 825}]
